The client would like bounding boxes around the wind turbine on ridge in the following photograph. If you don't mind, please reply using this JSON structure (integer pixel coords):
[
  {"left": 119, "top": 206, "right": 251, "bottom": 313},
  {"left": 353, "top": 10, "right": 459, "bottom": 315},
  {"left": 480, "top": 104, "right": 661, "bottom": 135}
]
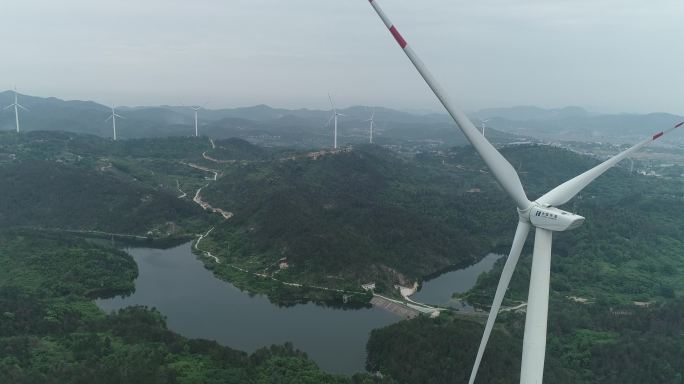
[
  {"left": 184, "top": 101, "right": 209, "bottom": 137},
  {"left": 105, "top": 106, "right": 125, "bottom": 141},
  {"left": 4, "top": 88, "right": 28, "bottom": 133},
  {"left": 364, "top": 107, "right": 376, "bottom": 144},
  {"left": 191, "top": 105, "right": 202, "bottom": 137},
  {"left": 367, "top": 1, "right": 684, "bottom": 383},
  {"left": 481, "top": 119, "right": 490, "bottom": 138},
  {"left": 326, "top": 94, "right": 345, "bottom": 148}
]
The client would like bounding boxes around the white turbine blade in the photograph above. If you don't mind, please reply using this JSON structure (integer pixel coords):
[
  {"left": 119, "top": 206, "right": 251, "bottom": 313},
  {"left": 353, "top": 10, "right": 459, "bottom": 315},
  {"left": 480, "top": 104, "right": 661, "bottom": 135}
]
[
  {"left": 325, "top": 114, "right": 334, "bottom": 127},
  {"left": 336, "top": 113, "right": 346, "bottom": 117},
  {"left": 328, "top": 93, "right": 336, "bottom": 112},
  {"left": 520, "top": 227, "right": 553, "bottom": 384},
  {"left": 3, "top": 104, "right": 13, "bottom": 110},
  {"left": 469, "top": 220, "right": 530, "bottom": 384},
  {"left": 16, "top": 103, "right": 29, "bottom": 111},
  {"left": 538, "top": 121, "right": 684, "bottom": 207},
  {"left": 368, "top": 0, "right": 530, "bottom": 210},
  {"left": 105, "top": 115, "right": 113, "bottom": 122},
  {"left": 114, "top": 113, "right": 126, "bottom": 119}
]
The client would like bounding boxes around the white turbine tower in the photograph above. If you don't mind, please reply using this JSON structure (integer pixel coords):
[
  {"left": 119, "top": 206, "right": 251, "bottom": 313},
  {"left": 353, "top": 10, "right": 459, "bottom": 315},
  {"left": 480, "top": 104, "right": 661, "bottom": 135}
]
[
  {"left": 191, "top": 106, "right": 201, "bottom": 137},
  {"left": 4, "top": 88, "right": 28, "bottom": 133},
  {"left": 105, "top": 106, "right": 125, "bottom": 141},
  {"left": 365, "top": 107, "right": 376, "bottom": 144},
  {"left": 367, "top": 1, "right": 684, "bottom": 383},
  {"left": 481, "top": 119, "right": 490, "bottom": 138},
  {"left": 326, "top": 94, "right": 345, "bottom": 148}
]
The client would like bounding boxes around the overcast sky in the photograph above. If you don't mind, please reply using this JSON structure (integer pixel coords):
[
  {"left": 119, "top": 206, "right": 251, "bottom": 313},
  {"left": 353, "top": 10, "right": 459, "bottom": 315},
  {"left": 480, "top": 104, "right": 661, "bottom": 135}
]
[{"left": 2, "top": 0, "right": 682, "bottom": 114}]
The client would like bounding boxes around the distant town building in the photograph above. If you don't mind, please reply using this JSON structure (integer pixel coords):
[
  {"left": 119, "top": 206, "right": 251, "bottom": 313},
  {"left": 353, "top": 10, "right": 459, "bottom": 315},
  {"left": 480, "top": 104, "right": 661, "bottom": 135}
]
[{"left": 361, "top": 282, "right": 376, "bottom": 291}]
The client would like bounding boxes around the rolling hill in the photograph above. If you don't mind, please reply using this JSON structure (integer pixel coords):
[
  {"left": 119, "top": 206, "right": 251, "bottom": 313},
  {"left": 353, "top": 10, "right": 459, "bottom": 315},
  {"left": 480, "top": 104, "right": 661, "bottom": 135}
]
[{"left": 0, "top": 131, "right": 213, "bottom": 236}]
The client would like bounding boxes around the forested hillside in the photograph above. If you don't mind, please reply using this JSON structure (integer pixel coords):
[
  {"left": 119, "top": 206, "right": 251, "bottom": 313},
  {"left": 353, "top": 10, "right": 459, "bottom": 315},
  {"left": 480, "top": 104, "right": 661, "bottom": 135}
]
[
  {"left": 199, "top": 144, "right": 515, "bottom": 299},
  {"left": 366, "top": 299, "right": 684, "bottom": 384},
  {"left": 0, "top": 131, "right": 214, "bottom": 236},
  {"left": 196, "top": 142, "right": 684, "bottom": 306},
  {"left": 363, "top": 145, "right": 684, "bottom": 383}
]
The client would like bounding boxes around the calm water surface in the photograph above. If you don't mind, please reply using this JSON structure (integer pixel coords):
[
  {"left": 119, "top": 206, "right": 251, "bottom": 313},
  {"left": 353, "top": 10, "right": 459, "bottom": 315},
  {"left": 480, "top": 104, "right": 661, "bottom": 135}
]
[
  {"left": 411, "top": 253, "right": 503, "bottom": 308},
  {"left": 96, "top": 243, "right": 398, "bottom": 374},
  {"left": 97, "top": 243, "right": 501, "bottom": 374}
]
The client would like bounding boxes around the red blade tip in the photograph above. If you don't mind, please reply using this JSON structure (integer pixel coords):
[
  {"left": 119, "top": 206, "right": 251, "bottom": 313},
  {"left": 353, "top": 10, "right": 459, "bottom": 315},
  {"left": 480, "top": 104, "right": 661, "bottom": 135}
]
[{"left": 389, "top": 26, "right": 407, "bottom": 48}]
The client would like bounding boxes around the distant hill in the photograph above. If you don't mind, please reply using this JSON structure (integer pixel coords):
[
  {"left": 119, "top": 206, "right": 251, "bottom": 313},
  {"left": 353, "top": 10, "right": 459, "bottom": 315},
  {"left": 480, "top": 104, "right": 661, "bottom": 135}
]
[
  {"left": 206, "top": 138, "right": 269, "bottom": 161},
  {"left": 0, "top": 91, "right": 195, "bottom": 138},
  {"left": 0, "top": 91, "right": 523, "bottom": 147},
  {"left": 473, "top": 105, "right": 684, "bottom": 143},
  {"left": 477, "top": 106, "right": 592, "bottom": 121},
  {"left": 200, "top": 145, "right": 512, "bottom": 291},
  {"left": 3, "top": 90, "right": 682, "bottom": 146},
  {"left": 0, "top": 160, "right": 200, "bottom": 234},
  {"left": 0, "top": 131, "right": 212, "bottom": 235}
]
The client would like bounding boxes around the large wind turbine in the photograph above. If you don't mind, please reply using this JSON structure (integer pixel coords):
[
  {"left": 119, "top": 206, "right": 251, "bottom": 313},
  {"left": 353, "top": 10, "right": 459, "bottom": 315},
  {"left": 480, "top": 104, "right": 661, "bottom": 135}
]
[
  {"left": 365, "top": 108, "right": 376, "bottom": 144},
  {"left": 105, "top": 106, "right": 125, "bottom": 141},
  {"left": 367, "top": 1, "right": 684, "bottom": 383},
  {"left": 4, "top": 89, "right": 28, "bottom": 133},
  {"left": 326, "top": 94, "right": 345, "bottom": 149}
]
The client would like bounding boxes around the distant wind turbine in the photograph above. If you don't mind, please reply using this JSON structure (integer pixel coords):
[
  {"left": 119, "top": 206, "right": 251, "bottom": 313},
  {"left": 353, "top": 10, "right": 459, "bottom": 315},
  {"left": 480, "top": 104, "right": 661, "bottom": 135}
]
[
  {"left": 105, "top": 106, "right": 125, "bottom": 141},
  {"left": 191, "top": 106, "right": 201, "bottom": 137},
  {"left": 364, "top": 108, "right": 376, "bottom": 144},
  {"left": 481, "top": 119, "right": 490, "bottom": 138},
  {"left": 184, "top": 102, "right": 209, "bottom": 137},
  {"left": 326, "top": 94, "right": 345, "bottom": 148},
  {"left": 4, "top": 88, "right": 28, "bottom": 133}
]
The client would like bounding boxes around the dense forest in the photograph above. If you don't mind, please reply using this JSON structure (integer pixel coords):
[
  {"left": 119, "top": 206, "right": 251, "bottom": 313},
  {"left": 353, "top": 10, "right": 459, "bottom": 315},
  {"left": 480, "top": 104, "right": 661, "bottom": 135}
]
[
  {"left": 0, "top": 131, "right": 214, "bottom": 236},
  {"left": 366, "top": 299, "right": 684, "bottom": 384},
  {"left": 196, "top": 143, "right": 684, "bottom": 306},
  {"left": 466, "top": 145, "right": 684, "bottom": 304},
  {"left": 0, "top": 229, "right": 388, "bottom": 384},
  {"left": 199, "top": 144, "right": 514, "bottom": 300},
  {"left": 364, "top": 145, "right": 684, "bottom": 383}
]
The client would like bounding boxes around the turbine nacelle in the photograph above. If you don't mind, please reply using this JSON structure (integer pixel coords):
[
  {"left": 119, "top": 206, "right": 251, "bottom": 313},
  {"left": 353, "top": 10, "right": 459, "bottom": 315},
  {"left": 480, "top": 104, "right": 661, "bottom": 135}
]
[{"left": 528, "top": 205, "right": 585, "bottom": 232}]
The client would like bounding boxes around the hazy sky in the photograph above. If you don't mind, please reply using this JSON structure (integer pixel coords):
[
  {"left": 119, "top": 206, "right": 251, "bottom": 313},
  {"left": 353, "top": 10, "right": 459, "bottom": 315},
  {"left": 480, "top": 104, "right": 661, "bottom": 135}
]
[{"left": 2, "top": 0, "right": 682, "bottom": 114}]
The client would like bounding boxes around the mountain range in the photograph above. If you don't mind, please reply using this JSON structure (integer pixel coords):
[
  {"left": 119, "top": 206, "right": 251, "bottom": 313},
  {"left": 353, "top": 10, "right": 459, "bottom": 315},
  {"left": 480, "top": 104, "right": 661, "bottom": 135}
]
[{"left": 3, "top": 90, "right": 682, "bottom": 147}]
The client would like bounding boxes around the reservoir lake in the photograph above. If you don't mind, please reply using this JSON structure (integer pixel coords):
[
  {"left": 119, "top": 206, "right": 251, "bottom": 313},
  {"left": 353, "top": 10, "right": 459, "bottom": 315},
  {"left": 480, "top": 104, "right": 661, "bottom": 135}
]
[{"left": 97, "top": 242, "right": 501, "bottom": 374}]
